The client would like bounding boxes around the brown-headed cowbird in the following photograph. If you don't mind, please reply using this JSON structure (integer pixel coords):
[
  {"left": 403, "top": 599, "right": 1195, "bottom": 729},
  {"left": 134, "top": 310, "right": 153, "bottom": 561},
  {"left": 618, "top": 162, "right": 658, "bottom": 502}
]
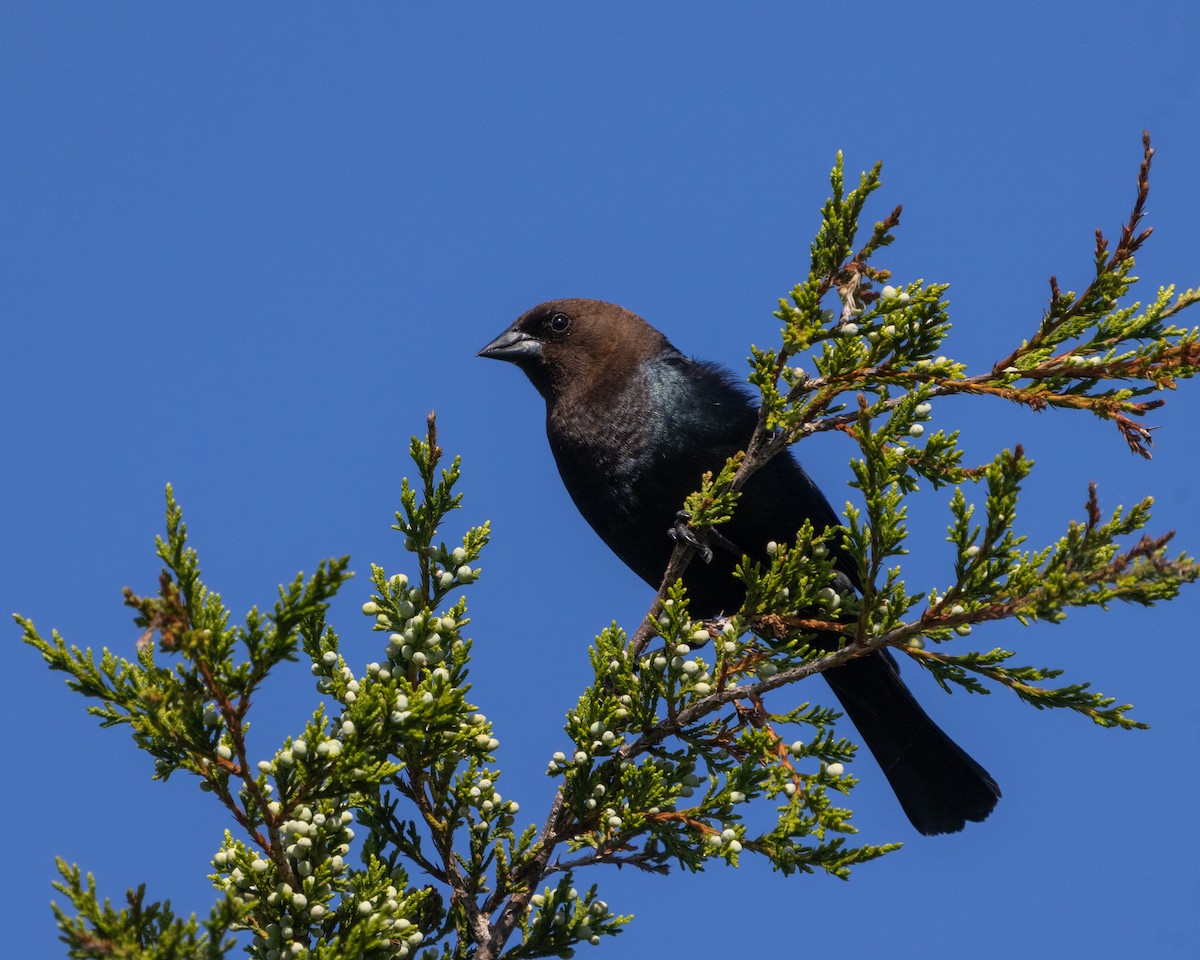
[{"left": 479, "top": 298, "right": 1000, "bottom": 835}]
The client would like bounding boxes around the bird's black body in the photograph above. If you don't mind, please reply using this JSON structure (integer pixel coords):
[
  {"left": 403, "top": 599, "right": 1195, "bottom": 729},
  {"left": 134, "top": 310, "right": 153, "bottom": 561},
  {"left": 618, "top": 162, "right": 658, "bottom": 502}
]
[{"left": 480, "top": 298, "right": 1000, "bottom": 835}]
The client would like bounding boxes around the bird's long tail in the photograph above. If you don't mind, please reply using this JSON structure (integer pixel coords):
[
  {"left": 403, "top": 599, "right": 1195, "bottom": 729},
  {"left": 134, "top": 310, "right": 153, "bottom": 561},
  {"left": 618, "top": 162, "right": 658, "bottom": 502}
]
[{"left": 822, "top": 650, "right": 1001, "bottom": 835}]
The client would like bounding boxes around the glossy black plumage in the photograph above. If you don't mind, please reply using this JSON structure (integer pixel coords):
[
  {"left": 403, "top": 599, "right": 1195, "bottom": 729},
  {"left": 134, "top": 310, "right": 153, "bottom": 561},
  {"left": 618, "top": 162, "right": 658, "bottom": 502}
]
[{"left": 480, "top": 298, "right": 1000, "bottom": 835}]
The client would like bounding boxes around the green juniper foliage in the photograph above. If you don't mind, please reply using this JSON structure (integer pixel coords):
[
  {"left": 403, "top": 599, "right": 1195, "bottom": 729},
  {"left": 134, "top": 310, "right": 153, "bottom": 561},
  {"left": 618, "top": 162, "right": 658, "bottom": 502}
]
[{"left": 19, "top": 134, "right": 1200, "bottom": 959}]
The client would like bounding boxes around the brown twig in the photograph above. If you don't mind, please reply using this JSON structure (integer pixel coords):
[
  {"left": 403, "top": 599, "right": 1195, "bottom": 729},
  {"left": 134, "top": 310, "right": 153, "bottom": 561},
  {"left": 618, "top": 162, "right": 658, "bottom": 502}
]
[{"left": 992, "top": 132, "right": 1155, "bottom": 374}]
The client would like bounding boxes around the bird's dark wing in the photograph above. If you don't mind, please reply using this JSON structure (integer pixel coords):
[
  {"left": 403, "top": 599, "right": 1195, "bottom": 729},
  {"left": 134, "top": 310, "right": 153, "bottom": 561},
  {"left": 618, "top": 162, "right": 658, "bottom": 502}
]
[
  {"left": 655, "top": 354, "right": 862, "bottom": 602},
  {"left": 657, "top": 356, "right": 1001, "bottom": 834}
]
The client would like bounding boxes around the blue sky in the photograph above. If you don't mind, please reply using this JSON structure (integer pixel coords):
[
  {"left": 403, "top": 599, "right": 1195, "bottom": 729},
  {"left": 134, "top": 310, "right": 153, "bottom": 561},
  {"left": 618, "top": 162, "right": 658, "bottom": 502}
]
[{"left": 4, "top": 4, "right": 1198, "bottom": 958}]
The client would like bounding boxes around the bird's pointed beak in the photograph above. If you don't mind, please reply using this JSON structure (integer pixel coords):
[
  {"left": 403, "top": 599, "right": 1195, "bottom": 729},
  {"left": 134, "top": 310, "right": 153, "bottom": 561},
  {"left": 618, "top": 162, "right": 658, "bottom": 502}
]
[{"left": 477, "top": 325, "right": 543, "bottom": 364}]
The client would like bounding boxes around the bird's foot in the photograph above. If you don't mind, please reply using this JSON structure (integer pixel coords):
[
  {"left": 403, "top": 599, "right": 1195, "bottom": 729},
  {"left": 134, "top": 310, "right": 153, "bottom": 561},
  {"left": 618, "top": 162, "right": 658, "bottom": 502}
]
[
  {"left": 669, "top": 511, "right": 714, "bottom": 563},
  {"left": 670, "top": 512, "right": 741, "bottom": 565}
]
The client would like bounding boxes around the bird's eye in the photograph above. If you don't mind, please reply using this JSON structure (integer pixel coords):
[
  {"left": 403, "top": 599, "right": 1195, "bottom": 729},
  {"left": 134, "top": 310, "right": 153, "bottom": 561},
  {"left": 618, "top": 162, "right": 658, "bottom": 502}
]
[{"left": 548, "top": 313, "right": 572, "bottom": 335}]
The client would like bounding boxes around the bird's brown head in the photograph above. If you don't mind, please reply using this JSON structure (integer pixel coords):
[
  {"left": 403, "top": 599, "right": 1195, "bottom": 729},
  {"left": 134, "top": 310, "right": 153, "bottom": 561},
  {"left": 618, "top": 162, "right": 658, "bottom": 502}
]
[{"left": 478, "top": 299, "right": 671, "bottom": 402}]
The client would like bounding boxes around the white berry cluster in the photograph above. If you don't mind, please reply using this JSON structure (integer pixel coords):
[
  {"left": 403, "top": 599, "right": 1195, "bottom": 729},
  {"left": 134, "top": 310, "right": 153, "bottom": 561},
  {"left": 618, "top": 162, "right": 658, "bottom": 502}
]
[
  {"left": 460, "top": 773, "right": 520, "bottom": 823},
  {"left": 582, "top": 717, "right": 622, "bottom": 754},
  {"left": 905, "top": 398, "right": 934, "bottom": 438},
  {"left": 529, "top": 887, "right": 609, "bottom": 949},
  {"left": 835, "top": 283, "right": 940, "bottom": 354},
  {"left": 549, "top": 703, "right": 630, "bottom": 774},
  {"left": 214, "top": 807, "right": 427, "bottom": 960},
  {"left": 598, "top": 804, "right": 626, "bottom": 834},
  {"left": 815, "top": 586, "right": 842, "bottom": 611},
  {"left": 312, "top": 658, "right": 360, "bottom": 702},
  {"left": 879, "top": 284, "right": 913, "bottom": 304},
  {"left": 784, "top": 739, "right": 848, "bottom": 781},
  {"left": 272, "top": 736, "right": 309, "bottom": 770},
  {"left": 212, "top": 812, "right": 350, "bottom": 924},
  {"left": 458, "top": 711, "right": 501, "bottom": 754},
  {"left": 948, "top": 599, "right": 974, "bottom": 637},
  {"left": 674, "top": 639, "right": 714, "bottom": 692},
  {"left": 360, "top": 572, "right": 418, "bottom": 632},
  {"left": 547, "top": 748, "right": 592, "bottom": 774},
  {"left": 914, "top": 354, "right": 959, "bottom": 374},
  {"left": 647, "top": 633, "right": 719, "bottom": 697},
  {"left": 646, "top": 601, "right": 739, "bottom": 696},
  {"left": 340, "top": 883, "right": 426, "bottom": 959},
  {"left": 278, "top": 807, "right": 355, "bottom": 882},
  {"left": 717, "top": 619, "right": 741, "bottom": 654},
  {"left": 704, "top": 825, "right": 744, "bottom": 855},
  {"left": 274, "top": 726, "right": 348, "bottom": 772},
  {"left": 436, "top": 545, "right": 478, "bottom": 587},
  {"left": 385, "top": 609, "right": 457, "bottom": 671}
]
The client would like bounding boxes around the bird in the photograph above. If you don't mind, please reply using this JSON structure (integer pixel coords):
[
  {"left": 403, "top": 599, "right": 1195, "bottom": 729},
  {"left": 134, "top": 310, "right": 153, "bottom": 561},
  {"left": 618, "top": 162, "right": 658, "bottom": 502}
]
[{"left": 479, "top": 298, "right": 1000, "bottom": 835}]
